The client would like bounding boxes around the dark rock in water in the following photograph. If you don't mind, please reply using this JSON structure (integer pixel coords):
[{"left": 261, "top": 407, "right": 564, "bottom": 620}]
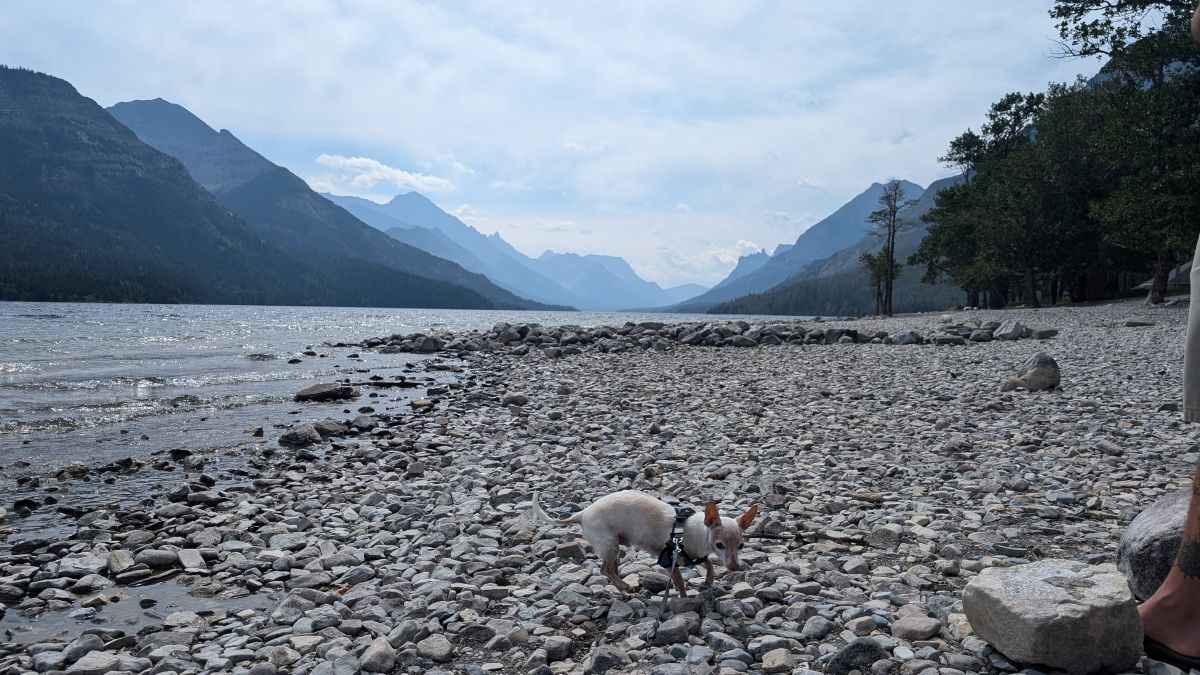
[
  {"left": 314, "top": 419, "right": 349, "bottom": 438},
  {"left": 294, "top": 383, "right": 359, "bottom": 402},
  {"left": 279, "top": 424, "right": 322, "bottom": 447},
  {"left": 826, "top": 637, "right": 888, "bottom": 675},
  {"left": 287, "top": 358, "right": 303, "bottom": 364},
  {"left": 245, "top": 353, "right": 276, "bottom": 361},
  {"left": 1117, "top": 489, "right": 1189, "bottom": 600}
]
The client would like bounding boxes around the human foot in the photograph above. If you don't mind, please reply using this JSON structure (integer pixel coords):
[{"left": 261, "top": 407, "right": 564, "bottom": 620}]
[{"left": 1139, "top": 576, "right": 1200, "bottom": 663}]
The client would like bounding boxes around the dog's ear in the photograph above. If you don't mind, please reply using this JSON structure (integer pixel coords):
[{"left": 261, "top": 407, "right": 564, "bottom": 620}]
[
  {"left": 736, "top": 504, "right": 758, "bottom": 530},
  {"left": 703, "top": 501, "right": 720, "bottom": 528}
]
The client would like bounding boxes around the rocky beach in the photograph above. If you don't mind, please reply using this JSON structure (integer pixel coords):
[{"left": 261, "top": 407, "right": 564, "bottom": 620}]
[{"left": 0, "top": 298, "right": 1195, "bottom": 675}]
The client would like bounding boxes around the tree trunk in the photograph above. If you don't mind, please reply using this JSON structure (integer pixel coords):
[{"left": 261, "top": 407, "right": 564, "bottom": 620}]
[
  {"left": 1024, "top": 268, "right": 1040, "bottom": 308},
  {"left": 967, "top": 289, "right": 980, "bottom": 309},
  {"left": 1147, "top": 248, "right": 1173, "bottom": 305}
]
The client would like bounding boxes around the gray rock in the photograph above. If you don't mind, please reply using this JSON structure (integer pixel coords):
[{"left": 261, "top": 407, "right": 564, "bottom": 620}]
[
  {"left": 279, "top": 423, "right": 323, "bottom": 447},
  {"left": 134, "top": 548, "right": 178, "bottom": 569},
  {"left": 893, "top": 329, "right": 923, "bottom": 345},
  {"left": 800, "top": 615, "right": 835, "bottom": 639},
  {"left": 544, "top": 635, "right": 573, "bottom": 661},
  {"left": 294, "top": 383, "right": 359, "bottom": 402},
  {"left": 65, "top": 651, "right": 121, "bottom": 675},
  {"left": 32, "top": 651, "right": 65, "bottom": 673},
  {"left": 359, "top": 636, "right": 396, "bottom": 672},
  {"left": 826, "top": 637, "right": 889, "bottom": 675},
  {"left": 585, "top": 645, "right": 631, "bottom": 674},
  {"left": 933, "top": 334, "right": 967, "bottom": 346},
  {"left": 962, "top": 559, "right": 1141, "bottom": 674},
  {"left": 968, "top": 329, "right": 993, "bottom": 342},
  {"left": 57, "top": 555, "right": 108, "bottom": 578},
  {"left": 62, "top": 634, "right": 105, "bottom": 663},
  {"left": 891, "top": 615, "right": 941, "bottom": 641},
  {"left": 1117, "top": 489, "right": 1189, "bottom": 600},
  {"left": 502, "top": 392, "right": 530, "bottom": 406},
  {"left": 417, "top": 634, "right": 453, "bottom": 663},
  {"left": 994, "top": 320, "right": 1025, "bottom": 340},
  {"left": 107, "top": 549, "right": 136, "bottom": 575},
  {"left": 652, "top": 616, "right": 691, "bottom": 645},
  {"left": 177, "top": 548, "right": 207, "bottom": 572},
  {"left": 1002, "top": 352, "right": 1060, "bottom": 392},
  {"left": 761, "top": 648, "right": 796, "bottom": 673}
]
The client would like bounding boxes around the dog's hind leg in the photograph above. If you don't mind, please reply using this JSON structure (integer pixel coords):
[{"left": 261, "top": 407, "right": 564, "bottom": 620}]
[{"left": 599, "top": 548, "right": 633, "bottom": 593}]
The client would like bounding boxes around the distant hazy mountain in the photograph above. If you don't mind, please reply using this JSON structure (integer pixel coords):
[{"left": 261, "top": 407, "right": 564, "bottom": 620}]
[
  {"left": 0, "top": 66, "right": 495, "bottom": 309},
  {"left": 531, "top": 251, "right": 676, "bottom": 310},
  {"left": 326, "top": 192, "right": 581, "bottom": 308},
  {"left": 329, "top": 192, "right": 681, "bottom": 310},
  {"left": 662, "top": 283, "right": 708, "bottom": 304},
  {"left": 673, "top": 180, "right": 925, "bottom": 311},
  {"left": 710, "top": 175, "right": 965, "bottom": 317},
  {"left": 715, "top": 250, "right": 771, "bottom": 289},
  {"left": 107, "top": 99, "right": 274, "bottom": 194},
  {"left": 108, "top": 98, "right": 556, "bottom": 310}
]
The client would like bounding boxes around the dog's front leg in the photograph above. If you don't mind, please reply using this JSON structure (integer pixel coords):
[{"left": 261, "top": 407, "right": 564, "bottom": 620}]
[{"left": 703, "top": 559, "right": 715, "bottom": 587}]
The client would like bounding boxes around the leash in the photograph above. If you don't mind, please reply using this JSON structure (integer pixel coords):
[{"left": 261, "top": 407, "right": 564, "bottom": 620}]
[
  {"left": 649, "top": 508, "right": 694, "bottom": 640},
  {"left": 649, "top": 534, "right": 682, "bottom": 640}
]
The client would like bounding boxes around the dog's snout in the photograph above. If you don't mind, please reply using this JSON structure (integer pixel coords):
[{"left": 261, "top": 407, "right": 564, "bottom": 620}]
[{"left": 728, "top": 561, "right": 740, "bottom": 572}]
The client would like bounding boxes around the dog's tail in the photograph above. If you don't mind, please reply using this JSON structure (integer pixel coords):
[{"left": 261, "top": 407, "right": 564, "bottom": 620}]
[{"left": 531, "top": 491, "right": 577, "bottom": 526}]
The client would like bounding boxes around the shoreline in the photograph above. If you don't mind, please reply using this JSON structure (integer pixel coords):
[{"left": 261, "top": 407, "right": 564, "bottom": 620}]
[{"left": 0, "top": 298, "right": 1193, "bottom": 674}]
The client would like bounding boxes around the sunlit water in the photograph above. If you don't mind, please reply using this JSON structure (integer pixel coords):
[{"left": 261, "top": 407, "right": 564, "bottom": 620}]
[{"left": 0, "top": 300, "right": 793, "bottom": 472}]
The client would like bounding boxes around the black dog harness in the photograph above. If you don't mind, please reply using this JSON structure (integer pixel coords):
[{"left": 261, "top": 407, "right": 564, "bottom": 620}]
[{"left": 657, "top": 506, "right": 704, "bottom": 568}]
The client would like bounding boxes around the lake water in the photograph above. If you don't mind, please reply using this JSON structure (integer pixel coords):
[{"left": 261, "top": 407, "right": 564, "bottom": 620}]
[{"left": 0, "top": 301, "right": 793, "bottom": 473}]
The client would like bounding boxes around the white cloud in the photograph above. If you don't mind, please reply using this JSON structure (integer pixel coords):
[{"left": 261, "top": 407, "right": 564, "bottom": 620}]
[
  {"left": 673, "top": 201, "right": 691, "bottom": 213},
  {"left": 313, "top": 154, "right": 454, "bottom": 193},
  {"left": 764, "top": 209, "right": 817, "bottom": 233},
  {"left": 490, "top": 180, "right": 527, "bottom": 191},
  {"left": 638, "top": 240, "right": 763, "bottom": 286}
]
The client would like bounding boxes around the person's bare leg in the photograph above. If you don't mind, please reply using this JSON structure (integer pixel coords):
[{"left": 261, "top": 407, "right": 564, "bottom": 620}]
[
  {"left": 1139, "top": 460, "right": 1200, "bottom": 657},
  {"left": 1142, "top": 3, "right": 1200, "bottom": 658}
]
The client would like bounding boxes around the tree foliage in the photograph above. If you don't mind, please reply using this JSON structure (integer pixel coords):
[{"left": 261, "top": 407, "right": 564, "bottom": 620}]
[{"left": 914, "top": 3, "right": 1200, "bottom": 307}]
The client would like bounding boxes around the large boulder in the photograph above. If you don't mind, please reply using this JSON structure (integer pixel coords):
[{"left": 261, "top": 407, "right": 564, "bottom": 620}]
[
  {"left": 294, "top": 383, "right": 358, "bottom": 402},
  {"left": 994, "top": 320, "right": 1025, "bottom": 340},
  {"left": 1001, "top": 352, "right": 1060, "bottom": 392},
  {"left": 893, "top": 329, "right": 922, "bottom": 345},
  {"left": 1117, "top": 489, "right": 1189, "bottom": 600},
  {"left": 962, "top": 559, "right": 1141, "bottom": 674},
  {"left": 279, "top": 424, "right": 323, "bottom": 447}
]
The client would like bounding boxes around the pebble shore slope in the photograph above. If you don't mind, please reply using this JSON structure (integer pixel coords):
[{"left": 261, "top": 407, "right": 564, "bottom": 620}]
[{"left": 0, "top": 299, "right": 1193, "bottom": 675}]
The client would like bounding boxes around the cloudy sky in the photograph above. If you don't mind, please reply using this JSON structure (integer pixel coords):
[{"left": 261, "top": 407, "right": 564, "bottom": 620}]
[{"left": 4, "top": 1, "right": 1101, "bottom": 287}]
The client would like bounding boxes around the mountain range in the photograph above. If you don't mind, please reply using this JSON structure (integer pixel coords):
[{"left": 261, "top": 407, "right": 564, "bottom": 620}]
[
  {"left": 2, "top": 64, "right": 964, "bottom": 317},
  {"left": 707, "top": 176, "right": 965, "bottom": 316},
  {"left": 671, "top": 180, "right": 925, "bottom": 311},
  {"left": 107, "top": 98, "right": 559, "bottom": 310},
  {"left": 0, "top": 66, "right": 506, "bottom": 309},
  {"left": 326, "top": 192, "right": 706, "bottom": 310}
]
